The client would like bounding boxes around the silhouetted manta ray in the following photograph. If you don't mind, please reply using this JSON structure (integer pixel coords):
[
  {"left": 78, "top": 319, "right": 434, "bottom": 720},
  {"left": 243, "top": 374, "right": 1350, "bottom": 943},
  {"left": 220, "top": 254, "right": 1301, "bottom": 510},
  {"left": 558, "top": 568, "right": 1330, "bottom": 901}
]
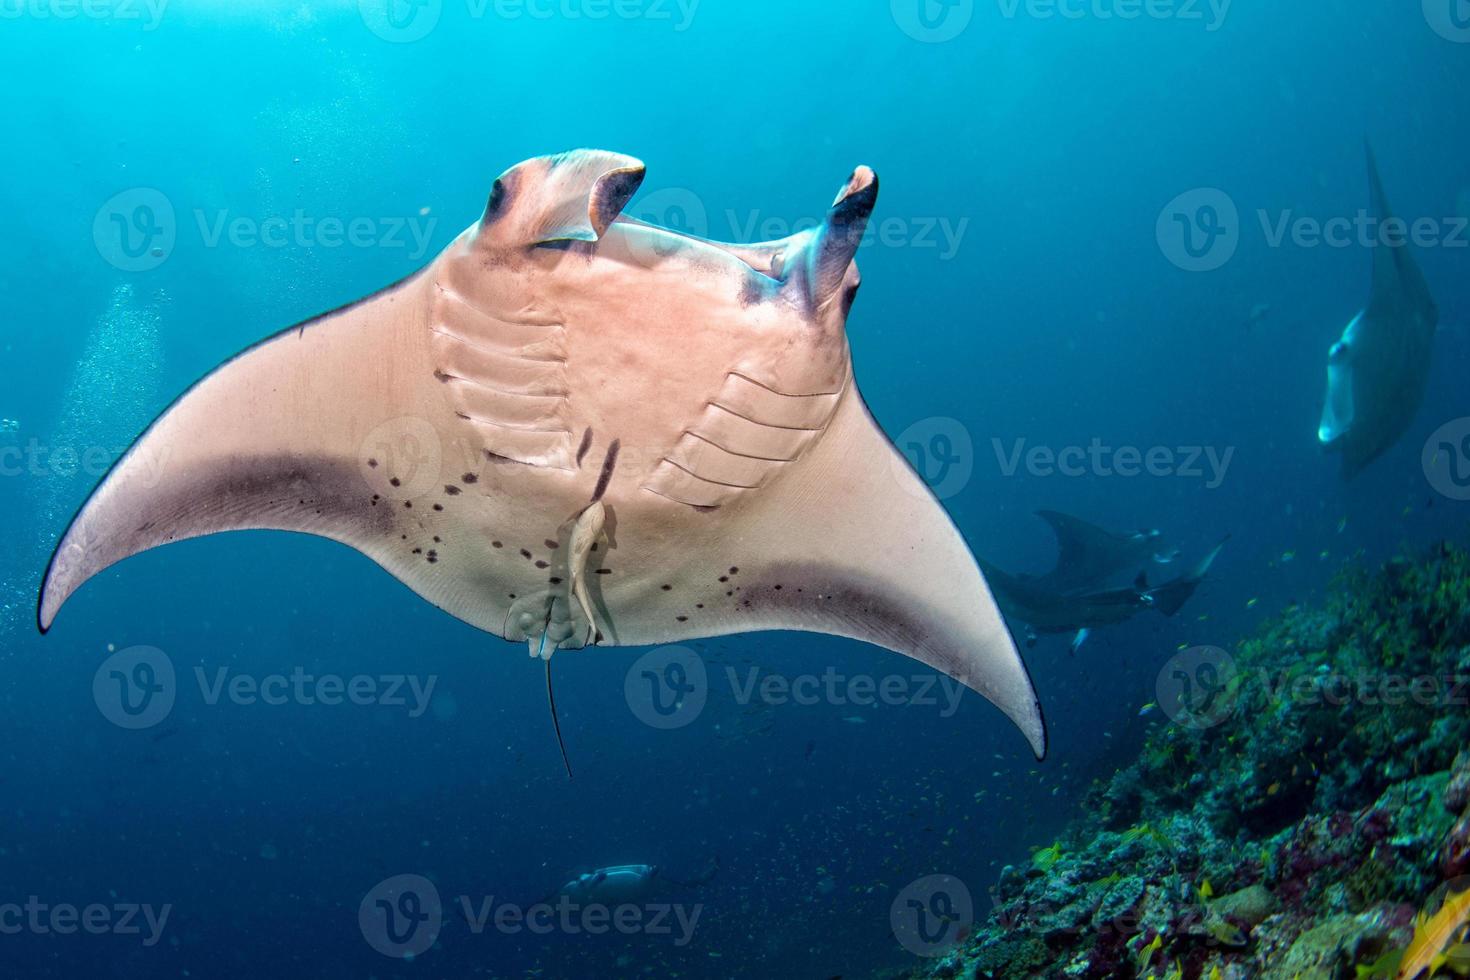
[
  {"left": 1027, "top": 510, "right": 1178, "bottom": 594},
  {"left": 37, "top": 150, "right": 1046, "bottom": 761},
  {"left": 979, "top": 511, "right": 1225, "bottom": 655},
  {"left": 1319, "top": 144, "right": 1439, "bottom": 478}
]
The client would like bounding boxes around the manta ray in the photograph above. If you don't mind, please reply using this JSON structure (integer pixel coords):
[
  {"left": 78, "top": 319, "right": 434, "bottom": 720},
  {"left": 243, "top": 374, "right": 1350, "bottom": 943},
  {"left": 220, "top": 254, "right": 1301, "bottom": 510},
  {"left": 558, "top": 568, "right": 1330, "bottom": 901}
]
[
  {"left": 1318, "top": 145, "right": 1439, "bottom": 477},
  {"left": 38, "top": 150, "right": 1046, "bottom": 762},
  {"left": 979, "top": 512, "right": 1225, "bottom": 655},
  {"left": 1025, "top": 510, "right": 1177, "bottom": 594}
]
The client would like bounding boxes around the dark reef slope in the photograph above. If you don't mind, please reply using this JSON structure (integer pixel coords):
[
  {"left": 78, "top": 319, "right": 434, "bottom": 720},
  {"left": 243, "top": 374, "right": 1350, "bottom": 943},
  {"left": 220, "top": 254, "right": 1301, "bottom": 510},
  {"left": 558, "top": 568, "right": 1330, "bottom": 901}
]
[{"left": 917, "top": 540, "right": 1470, "bottom": 979}]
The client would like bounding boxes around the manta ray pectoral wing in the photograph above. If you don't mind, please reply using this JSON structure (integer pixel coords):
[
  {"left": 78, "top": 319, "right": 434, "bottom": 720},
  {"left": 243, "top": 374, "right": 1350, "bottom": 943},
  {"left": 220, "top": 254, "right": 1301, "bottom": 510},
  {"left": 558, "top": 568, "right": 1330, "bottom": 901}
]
[
  {"left": 766, "top": 389, "right": 1045, "bottom": 756},
  {"left": 1365, "top": 143, "right": 1436, "bottom": 324},
  {"left": 36, "top": 271, "right": 468, "bottom": 632},
  {"left": 619, "top": 388, "right": 1046, "bottom": 758}
]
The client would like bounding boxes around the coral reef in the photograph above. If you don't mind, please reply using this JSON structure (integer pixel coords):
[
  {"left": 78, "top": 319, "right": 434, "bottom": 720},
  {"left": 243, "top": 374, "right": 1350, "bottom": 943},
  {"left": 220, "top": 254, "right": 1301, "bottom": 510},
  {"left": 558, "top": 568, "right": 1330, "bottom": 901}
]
[{"left": 919, "top": 542, "right": 1470, "bottom": 979}]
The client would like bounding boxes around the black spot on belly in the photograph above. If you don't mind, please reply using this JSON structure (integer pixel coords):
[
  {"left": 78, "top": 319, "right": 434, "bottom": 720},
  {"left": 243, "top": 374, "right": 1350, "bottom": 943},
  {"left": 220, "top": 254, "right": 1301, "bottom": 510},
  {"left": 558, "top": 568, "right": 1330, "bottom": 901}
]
[
  {"left": 389, "top": 477, "right": 401, "bottom": 488},
  {"left": 432, "top": 504, "right": 443, "bottom": 512},
  {"left": 718, "top": 576, "right": 728, "bottom": 583},
  {"left": 404, "top": 501, "right": 412, "bottom": 509},
  {"left": 535, "top": 560, "right": 549, "bottom": 569},
  {"left": 445, "top": 485, "right": 462, "bottom": 496},
  {"left": 412, "top": 548, "right": 422, "bottom": 555},
  {"left": 576, "top": 427, "right": 594, "bottom": 467},
  {"left": 427, "top": 550, "right": 438, "bottom": 563},
  {"left": 367, "top": 459, "right": 379, "bottom": 469},
  {"left": 661, "top": 584, "right": 672, "bottom": 591},
  {"left": 729, "top": 566, "right": 739, "bottom": 575},
  {"left": 544, "top": 539, "right": 559, "bottom": 550},
  {"left": 676, "top": 615, "right": 689, "bottom": 623},
  {"left": 433, "top": 536, "right": 441, "bottom": 543},
  {"left": 549, "top": 576, "right": 563, "bottom": 585},
  {"left": 492, "top": 540, "right": 503, "bottom": 548},
  {"left": 520, "top": 549, "right": 532, "bottom": 559},
  {"left": 462, "top": 473, "right": 478, "bottom": 484},
  {"left": 595, "top": 568, "right": 612, "bottom": 575}
]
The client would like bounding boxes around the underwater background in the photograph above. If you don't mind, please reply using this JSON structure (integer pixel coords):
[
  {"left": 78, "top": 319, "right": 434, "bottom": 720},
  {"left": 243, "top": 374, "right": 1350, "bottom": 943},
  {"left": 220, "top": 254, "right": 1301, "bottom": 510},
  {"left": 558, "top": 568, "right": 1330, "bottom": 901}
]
[{"left": 0, "top": 2, "right": 1467, "bottom": 977}]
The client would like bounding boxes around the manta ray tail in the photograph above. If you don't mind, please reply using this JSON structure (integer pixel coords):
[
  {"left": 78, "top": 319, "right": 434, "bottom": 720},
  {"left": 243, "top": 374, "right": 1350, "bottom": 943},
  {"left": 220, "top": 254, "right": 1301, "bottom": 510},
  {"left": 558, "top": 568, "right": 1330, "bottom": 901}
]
[{"left": 546, "top": 654, "right": 573, "bottom": 781}]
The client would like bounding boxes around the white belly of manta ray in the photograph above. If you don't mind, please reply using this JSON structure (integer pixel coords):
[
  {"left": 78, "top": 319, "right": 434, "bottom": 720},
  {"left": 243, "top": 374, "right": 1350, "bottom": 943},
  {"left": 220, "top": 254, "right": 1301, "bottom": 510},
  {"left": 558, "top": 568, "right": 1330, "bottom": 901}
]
[{"left": 37, "top": 149, "right": 1047, "bottom": 764}]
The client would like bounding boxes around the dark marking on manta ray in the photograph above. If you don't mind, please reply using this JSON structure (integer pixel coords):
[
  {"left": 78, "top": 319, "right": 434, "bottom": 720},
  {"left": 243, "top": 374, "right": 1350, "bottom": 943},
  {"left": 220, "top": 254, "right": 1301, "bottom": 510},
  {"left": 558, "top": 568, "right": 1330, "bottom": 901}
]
[
  {"left": 403, "top": 501, "right": 412, "bottom": 509},
  {"left": 719, "top": 576, "right": 729, "bottom": 583},
  {"left": 535, "top": 560, "right": 549, "bottom": 569},
  {"left": 433, "top": 370, "right": 452, "bottom": 383},
  {"left": 661, "top": 584, "right": 672, "bottom": 591},
  {"left": 462, "top": 473, "right": 478, "bottom": 484},
  {"left": 520, "top": 548, "right": 533, "bottom": 559},
  {"left": 390, "top": 478, "right": 401, "bottom": 488},
  {"left": 367, "top": 459, "right": 378, "bottom": 469},
  {"left": 412, "top": 548, "right": 422, "bottom": 555},
  {"left": 544, "top": 539, "right": 559, "bottom": 550},
  {"left": 676, "top": 615, "right": 689, "bottom": 622},
  {"left": 595, "top": 568, "right": 612, "bottom": 575},
  {"left": 576, "top": 428, "right": 593, "bottom": 467},
  {"left": 433, "top": 504, "right": 443, "bottom": 512},
  {"left": 427, "top": 551, "right": 438, "bottom": 563},
  {"left": 549, "top": 576, "right": 562, "bottom": 585},
  {"left": 730, "top": 567, "right": 739, "bottom": 574},
  {"left": 592, "top": 439, "right": 621, "bottom": 503},
  {"left": 444, "top": 485, "right": 461, "bottom": 496},
  {"left": 492, "top": 540, "right": 503, "bottom": 548}
]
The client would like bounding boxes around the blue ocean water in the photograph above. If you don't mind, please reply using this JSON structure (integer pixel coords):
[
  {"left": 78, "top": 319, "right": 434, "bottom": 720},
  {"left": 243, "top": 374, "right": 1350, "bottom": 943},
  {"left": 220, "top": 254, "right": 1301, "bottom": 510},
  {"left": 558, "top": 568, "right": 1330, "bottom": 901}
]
[{"left": 0, "top": 2, "right": 1466, "bottom": 976}]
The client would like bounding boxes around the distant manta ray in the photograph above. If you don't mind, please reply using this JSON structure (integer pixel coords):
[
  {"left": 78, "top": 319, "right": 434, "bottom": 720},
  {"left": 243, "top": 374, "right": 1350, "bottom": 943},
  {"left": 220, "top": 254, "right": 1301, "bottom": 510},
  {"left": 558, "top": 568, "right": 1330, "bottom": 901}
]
[
  {"left": 1318, "top": 144, "right": 1439, "bottom": 477},
  {"left": 38, "top": 149, "right": 1046, "bottom": 764},
  {"left": 979, "top": 512, "right": 1225, "bottom": 655}
]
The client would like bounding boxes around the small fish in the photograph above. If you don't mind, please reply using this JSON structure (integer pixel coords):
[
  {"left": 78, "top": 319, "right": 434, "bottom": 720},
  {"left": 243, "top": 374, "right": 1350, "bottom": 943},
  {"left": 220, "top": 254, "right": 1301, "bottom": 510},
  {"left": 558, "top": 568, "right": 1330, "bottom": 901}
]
[
  {"left": 1135, "top": 933, "right": 1163, "bottom": 972},
  {"left": 1138, "top": 702, "right": 1158, "bottom": 717},
  {"left": 841, "top": 716, "right": 867, "bottom": 725},
  {"left": 1198, "top": 878, "right": 1214, "bottom": 900},
  {"left": 1281, "top": 551, "right": 1296, "bottom": 563},
  {"left": 1247, "top": 597, "right": 1260, "bottom": 609}
]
